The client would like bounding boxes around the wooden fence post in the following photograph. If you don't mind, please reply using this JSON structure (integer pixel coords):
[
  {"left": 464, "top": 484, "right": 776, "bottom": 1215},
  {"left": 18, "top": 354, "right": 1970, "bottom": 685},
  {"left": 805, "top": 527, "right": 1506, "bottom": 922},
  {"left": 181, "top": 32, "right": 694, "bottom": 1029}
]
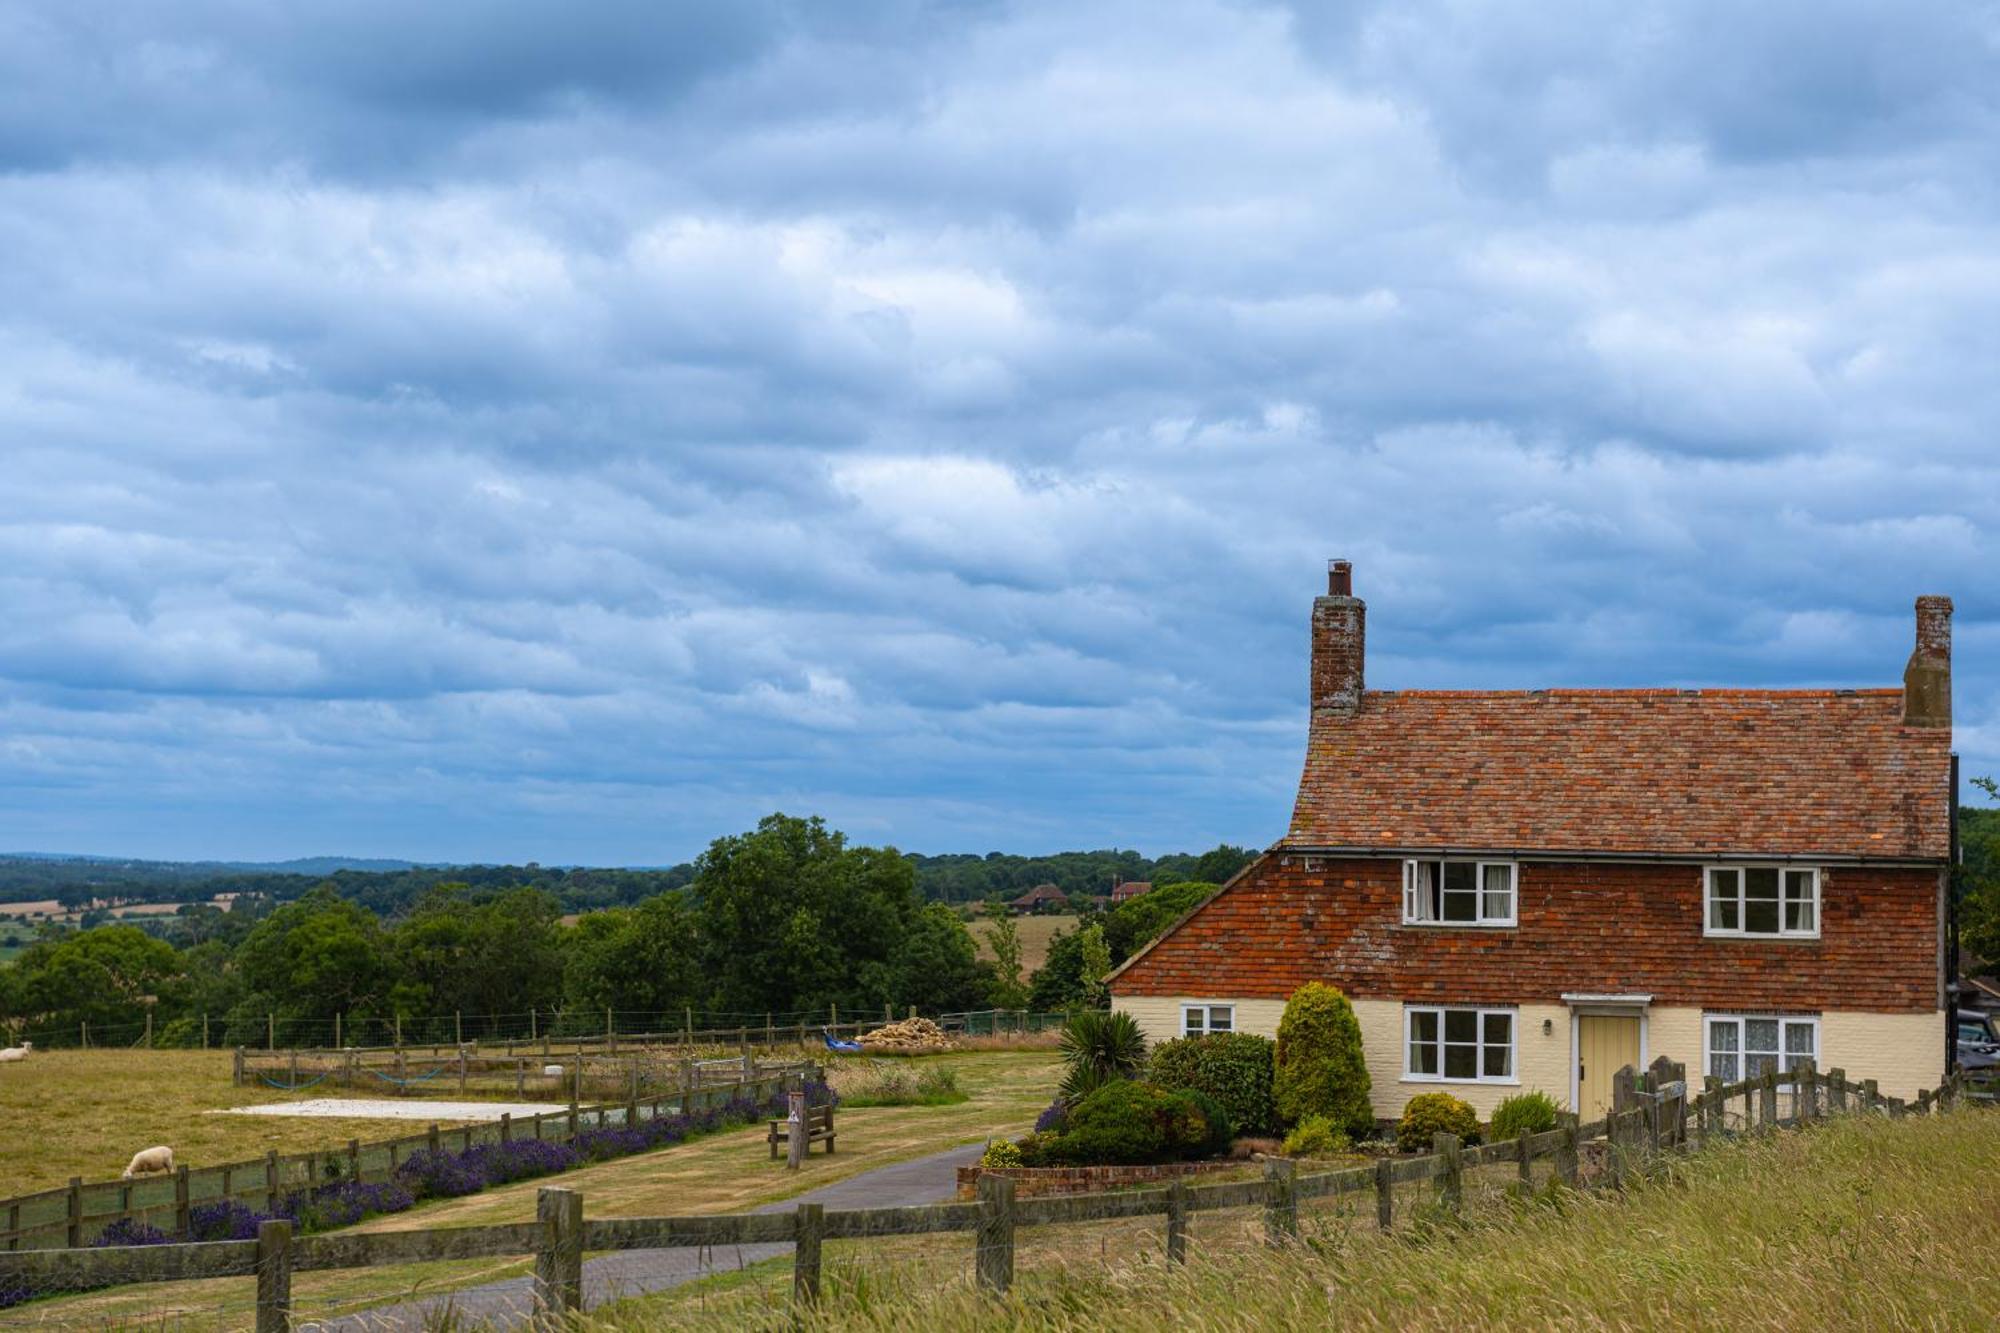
[
  {"left": 267, "top": 1012, "right": 275, "bottom": 1051},
  {"left": 255, "top": 1218, "right": 292, "bottom": 1333},
  {"left": 1863, "top": 1078, "right": 1880, "bottom": 1114},
  {"left": 1701, "top": 1076, "right": 1722, "bottom": 1139},
  {"left": 534, "top": 1186, "right": 584, "bottom": 1320},
  {"left": 1758, "top": 1069, "right": 1779, "bottom": 1130},
  {"left": 1165, "top": 1178, "right": 1190, "bottom": 1263},
  {"left": 1611, "top": 1065, "right": 1636, "bottom": 1113},
  {"left": 1374, "top": 1156, "right": 1394, "bottom": 1230},
  {"left": 1263, "top": 1157, "right": 1299, "bottom": 1244},
  {"left": 265, "top": 1151, "right": 280, "bottom": 1214},
  {"left": 787, "top": 1090, "right": 807, "bottom": 1171},
  {"left": 1433, "top": 1134, "right": 1463, "bottom": 1214},
  {"left": 975, "top": 1174, "right": 1016, "bottom": 1296},
  {"left": 794, "top": 1201, "right": 824, "bottom": 1307},
  {"left": 234, "top": 1046, "right": 245, "bottom": 1085},
  {"left": 1556, "top": 1119, "right": 1580, "bottom": 1188},
  {"left": 174, "top": 1165, "right": 191, "bottom": 1237},
  {"left": 1514, "top": 1132, "right": 1533, "bottom": 1195},
  {"left": 1829, "top": 1068, "right": 1847, "bottom": 1114},
  {"left": 65, "top": 1177, "right": 82, "bottom": 1248},
  {"left": 1799, "top": 1060, "right": 1819, "bottom": 1122}
]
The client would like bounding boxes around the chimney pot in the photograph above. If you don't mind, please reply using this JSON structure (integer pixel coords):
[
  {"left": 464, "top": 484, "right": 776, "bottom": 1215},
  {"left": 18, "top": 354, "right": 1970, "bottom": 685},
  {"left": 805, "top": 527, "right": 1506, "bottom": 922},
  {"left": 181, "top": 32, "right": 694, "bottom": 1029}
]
[
  {"left": 1328, "top": 559, "right": 1353, "bottom": 597},
  {"left": 1902, "top": 595, "right": 1952, "bottom": 728}
]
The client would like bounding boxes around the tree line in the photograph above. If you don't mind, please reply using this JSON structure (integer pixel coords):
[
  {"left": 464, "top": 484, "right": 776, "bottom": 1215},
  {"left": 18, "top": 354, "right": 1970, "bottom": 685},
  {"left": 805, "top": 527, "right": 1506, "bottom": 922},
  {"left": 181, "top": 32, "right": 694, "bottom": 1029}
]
[
  {"left": 0, "top": 843, "right": 1254, "bottom": 917},
  {"left": 0, "top": 814, "right": 1225, "bottom": 1049}
]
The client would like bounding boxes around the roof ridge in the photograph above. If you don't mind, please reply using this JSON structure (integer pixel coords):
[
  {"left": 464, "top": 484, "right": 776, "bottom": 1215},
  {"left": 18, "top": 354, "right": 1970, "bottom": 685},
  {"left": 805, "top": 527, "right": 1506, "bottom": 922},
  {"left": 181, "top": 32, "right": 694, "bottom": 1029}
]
[{"left": 1368, "top": 687, "right": 1903, "bottom": 699}]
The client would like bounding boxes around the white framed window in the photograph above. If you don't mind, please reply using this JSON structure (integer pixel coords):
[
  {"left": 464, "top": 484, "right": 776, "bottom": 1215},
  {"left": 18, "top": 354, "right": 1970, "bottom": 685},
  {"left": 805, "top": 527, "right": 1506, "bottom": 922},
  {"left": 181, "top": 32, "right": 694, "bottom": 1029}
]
[
  {"left": 1181, "top": 1004, "right": 1234, "bottom": 1037},
  {"left": 1704, "top": 1014, "right": 1818, "bottom": 1083},
  {"left": 1405, "top": 1006, "right": 1516, "bottom": 1083},
  {"left": 1704, "top": 866, "right": 1819, "bottom": 938},
  {"left": 1403, "top": 860, "right": 1517, "bottom": 926}
]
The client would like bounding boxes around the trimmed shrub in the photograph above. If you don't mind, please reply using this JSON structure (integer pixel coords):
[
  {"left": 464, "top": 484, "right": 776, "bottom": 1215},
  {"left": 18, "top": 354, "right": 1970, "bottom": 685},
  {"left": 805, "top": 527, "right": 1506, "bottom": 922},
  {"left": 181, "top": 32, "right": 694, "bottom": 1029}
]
[
  {"left": 1148, "top": 1032, "right": 1278, "bottom": 1136},
  {"left": 1179, "top": 1088, "right": 1235, "bottom": 1159},
  {"left": 1397, "top": 1091, "right": 1479, "bottom": 1152},
  {"left": 1490, "top": 1090, "right": 1561, "bottom": 1141},
  {"left": 1280, "top": 1114, "right": 1352, "bottom": 1159},
  {"left": 980, "top": 1140, "right": 1023, "bottom": 1168},
  {"left": 1273, "top": 983, "right": 1373, "bottom": 1135},
  {"left": 1058, "top": 1009, "right": 1148, "bottom": 1100},
  {"left": 1012, "top": 1131, "right": 1062, "bottom": 1167},
  {"left": 1052, "top": 1080, "right": 1175, "bottom": 1164},
  {"left": 1044, "top": 1080, "right": 1229, "bottom": 1165}
]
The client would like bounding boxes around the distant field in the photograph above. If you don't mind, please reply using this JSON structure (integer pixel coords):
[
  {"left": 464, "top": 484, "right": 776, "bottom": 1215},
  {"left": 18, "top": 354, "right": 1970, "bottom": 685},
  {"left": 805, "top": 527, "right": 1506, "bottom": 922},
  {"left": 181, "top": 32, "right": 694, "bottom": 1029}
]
[{"left": 968, "top": 912, "right": 1076, "bottom": 975}]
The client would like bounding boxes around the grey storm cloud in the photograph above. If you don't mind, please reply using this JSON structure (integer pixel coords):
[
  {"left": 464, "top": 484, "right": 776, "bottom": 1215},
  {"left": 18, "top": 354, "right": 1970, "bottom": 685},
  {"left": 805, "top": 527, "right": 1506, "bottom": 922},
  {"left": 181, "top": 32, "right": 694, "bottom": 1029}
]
[{"left": 0, "top": 0, "right": 1995, "bottom": 862}]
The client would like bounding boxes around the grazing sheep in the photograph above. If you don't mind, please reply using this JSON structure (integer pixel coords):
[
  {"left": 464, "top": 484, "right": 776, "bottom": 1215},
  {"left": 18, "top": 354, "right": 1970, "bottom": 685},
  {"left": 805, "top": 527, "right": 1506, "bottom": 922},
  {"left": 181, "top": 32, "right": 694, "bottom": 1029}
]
[
  {"left": 0, "top": 1041, "right": 31, "bottom": 1062},
  {"left": 122, "top": 1146, "right": 175, "bottom": 1179}
]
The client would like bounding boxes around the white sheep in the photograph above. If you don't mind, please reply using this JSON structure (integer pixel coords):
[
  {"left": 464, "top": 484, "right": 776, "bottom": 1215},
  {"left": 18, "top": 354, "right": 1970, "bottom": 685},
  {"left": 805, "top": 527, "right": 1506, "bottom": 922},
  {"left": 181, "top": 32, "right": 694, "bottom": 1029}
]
[
  {"left": 0, "top": 1041, "right": 31, "bottom": 1063},
  {"left": 122, "top": 1146, "right": 175, "bottom": 1179}
]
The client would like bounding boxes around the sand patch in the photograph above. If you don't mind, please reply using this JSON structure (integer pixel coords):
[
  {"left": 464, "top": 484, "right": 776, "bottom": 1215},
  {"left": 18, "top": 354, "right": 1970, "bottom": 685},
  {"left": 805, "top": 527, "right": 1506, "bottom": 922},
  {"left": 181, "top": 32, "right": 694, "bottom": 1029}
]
[{"left": 220, "top": 1098, "right": 567, "bottom": 1121}]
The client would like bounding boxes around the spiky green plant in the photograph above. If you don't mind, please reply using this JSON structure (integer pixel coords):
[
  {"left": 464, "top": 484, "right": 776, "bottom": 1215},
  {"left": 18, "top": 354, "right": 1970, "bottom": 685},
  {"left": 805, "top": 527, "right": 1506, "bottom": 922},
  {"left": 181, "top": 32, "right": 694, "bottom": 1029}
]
[{"left": 1058, "top": 1008, "right": 1147, "bottom": 1100}]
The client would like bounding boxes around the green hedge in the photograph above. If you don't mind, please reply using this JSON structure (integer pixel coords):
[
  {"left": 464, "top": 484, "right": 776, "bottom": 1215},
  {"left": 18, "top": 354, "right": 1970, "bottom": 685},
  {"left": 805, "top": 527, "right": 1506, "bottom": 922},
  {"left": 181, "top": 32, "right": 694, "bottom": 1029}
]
[
  {"left": 1273, "top": 982, "right": 1373, "bottom": 1135},
  {"left": 1147, "top": 1032, "right": 1277, "bottom": 1136}
]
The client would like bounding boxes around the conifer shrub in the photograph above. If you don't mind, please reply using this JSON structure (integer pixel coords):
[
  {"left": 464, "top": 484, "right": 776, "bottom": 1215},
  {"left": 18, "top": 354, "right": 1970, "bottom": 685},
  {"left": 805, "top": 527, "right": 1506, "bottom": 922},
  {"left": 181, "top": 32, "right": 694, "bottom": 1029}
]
[{"left": 1272, "top": 982, "right": 1373, "bottom": 1135}]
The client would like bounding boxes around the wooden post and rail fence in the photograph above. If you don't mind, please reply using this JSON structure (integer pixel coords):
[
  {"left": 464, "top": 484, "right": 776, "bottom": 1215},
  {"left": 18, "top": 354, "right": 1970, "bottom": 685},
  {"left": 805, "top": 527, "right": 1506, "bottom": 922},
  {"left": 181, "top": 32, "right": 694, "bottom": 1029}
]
[
  {"left": 0, "top": 1064, "right": 814, "bottom": 1254},
  {"left": 2, "top": 1059, "right": 1986, "bottom": 1328}
]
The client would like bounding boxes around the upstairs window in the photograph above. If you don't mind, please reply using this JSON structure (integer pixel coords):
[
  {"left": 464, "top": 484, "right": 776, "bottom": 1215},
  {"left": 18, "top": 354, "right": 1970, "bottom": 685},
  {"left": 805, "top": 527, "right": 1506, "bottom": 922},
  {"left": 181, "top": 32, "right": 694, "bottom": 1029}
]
[
  {"left": 1181, "top": 1004, "right": 1234, "bottom": 1037},
  {"left": 1705, "top": 867, "right": 1819, "bottom": 938},
  {"left": 1403, "top": 860, "right": 1516, "bottom": 927}
]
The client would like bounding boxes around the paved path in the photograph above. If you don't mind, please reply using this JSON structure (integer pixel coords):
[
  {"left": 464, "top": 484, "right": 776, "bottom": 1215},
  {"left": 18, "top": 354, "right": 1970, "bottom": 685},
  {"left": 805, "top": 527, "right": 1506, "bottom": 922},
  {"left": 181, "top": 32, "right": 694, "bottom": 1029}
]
[{"left": 312, "top": 1141, "right": 986, "bottom": 1330}]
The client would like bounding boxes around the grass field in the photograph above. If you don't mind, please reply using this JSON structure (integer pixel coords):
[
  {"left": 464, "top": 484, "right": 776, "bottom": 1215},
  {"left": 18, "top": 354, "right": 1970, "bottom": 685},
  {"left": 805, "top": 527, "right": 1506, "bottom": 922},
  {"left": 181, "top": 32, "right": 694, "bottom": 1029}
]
[
  {"left": 596, "top": 1106, "right": 2000, "bottom": 1331},
  {"left": 20, "top": 1049, "right": 1064, "bottom": 1329},
  {"left": 968, "top": 913, "right": 1076, "bottom": 976},
  {"left": 0, "top": 1049, "right": 489, "bottom": 1195}
]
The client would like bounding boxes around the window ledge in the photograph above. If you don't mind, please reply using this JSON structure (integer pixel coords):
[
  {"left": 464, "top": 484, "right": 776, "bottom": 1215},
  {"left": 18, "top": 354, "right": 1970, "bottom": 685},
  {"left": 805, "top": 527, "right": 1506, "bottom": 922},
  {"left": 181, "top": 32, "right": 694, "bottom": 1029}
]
[
  {"left": 1701, "top": 930, "right": 1822, "bottom": 942},
  {"left": 1399, "top": 1076, "right": 1521, "bottom": 1087},
  {"left": 1399, "top": 921, "right": 1518, "bottom": 930}
]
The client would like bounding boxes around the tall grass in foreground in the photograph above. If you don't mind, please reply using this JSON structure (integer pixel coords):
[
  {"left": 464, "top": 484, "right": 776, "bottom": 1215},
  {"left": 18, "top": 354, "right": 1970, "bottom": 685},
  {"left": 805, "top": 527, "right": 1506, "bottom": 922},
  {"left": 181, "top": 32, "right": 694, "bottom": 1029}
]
[{"left": 589, "top": 1108, "right": 2000, "bottom": 1331}]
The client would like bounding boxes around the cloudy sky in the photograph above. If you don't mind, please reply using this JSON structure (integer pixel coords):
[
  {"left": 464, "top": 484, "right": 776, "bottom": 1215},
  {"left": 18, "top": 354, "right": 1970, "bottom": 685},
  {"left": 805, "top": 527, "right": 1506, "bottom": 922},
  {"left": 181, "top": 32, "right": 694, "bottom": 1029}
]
[{"left": 1, "top": 1, "right": 1995, "bottom": 865}]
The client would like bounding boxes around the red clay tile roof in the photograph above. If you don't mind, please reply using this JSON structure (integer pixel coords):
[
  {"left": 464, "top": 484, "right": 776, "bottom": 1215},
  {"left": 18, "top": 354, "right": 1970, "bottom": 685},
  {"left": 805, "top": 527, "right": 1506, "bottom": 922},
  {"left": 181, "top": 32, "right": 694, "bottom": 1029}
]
[{"left": 1287, "top": 687, "right": 1950, "bottom": 861}]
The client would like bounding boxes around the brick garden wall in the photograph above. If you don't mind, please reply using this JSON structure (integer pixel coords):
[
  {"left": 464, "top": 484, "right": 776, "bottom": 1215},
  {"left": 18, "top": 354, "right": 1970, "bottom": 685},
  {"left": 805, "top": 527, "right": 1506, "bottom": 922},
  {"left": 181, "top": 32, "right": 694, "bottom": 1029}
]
[{"left": 956, "top": 1159, "right": 1250, "bottom": 1200}]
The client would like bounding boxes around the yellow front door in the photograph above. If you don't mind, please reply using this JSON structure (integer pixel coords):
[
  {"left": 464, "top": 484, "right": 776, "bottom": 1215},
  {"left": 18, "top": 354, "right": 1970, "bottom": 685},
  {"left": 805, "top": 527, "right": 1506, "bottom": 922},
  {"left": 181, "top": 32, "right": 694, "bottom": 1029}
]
[{"left": 1577, "top": 1015, "right": 1642, "bottom": 1120}]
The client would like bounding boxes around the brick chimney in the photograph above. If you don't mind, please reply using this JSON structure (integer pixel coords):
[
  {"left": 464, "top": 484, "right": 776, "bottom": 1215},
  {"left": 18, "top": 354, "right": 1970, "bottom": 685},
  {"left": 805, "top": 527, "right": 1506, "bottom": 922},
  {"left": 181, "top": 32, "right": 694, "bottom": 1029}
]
[
  {"left": 1902, "top": 595, "right": 1952, "bottom": 728},
  {"left": 1311, "top": 559, "right": 1364, "bottom": 715}
]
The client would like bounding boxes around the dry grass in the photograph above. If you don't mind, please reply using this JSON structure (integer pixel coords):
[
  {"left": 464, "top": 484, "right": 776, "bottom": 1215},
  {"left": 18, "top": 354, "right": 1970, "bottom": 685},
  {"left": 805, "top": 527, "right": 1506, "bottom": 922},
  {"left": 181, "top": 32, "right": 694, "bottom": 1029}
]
[
  {"left": 592, "top": 1108, "right": 2000, "bottom": 1332},
  {"left": 968, "top": 914, "right": 1076, "bottom": 976},
  {"left": 0, "top": 1049, "right": 486, "bottom": 1195},
  {"left": 13, "top": 1051, "right": 1064, "bottom": 1329}
]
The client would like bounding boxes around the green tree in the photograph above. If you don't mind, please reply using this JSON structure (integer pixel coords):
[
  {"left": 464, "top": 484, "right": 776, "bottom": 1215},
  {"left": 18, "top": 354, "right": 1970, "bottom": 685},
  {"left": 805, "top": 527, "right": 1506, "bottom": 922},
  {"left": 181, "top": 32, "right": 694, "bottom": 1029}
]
[
  {"left": 891, "top": 902, "right": 992, "bottom": 1013},
  {"left": 1273, "top": 982, "right": 1373, "bottom": 1135},
  {"left": 6, "top": 925, "right": 187, "bottom": 1036},
  {"left": 1078, "top": 923, "right": 1112, "bottom": 1008},
  {"left": 981, "top": 898, "right": 1028, "bottom": 1008},
  {"left": 694, "top": 813, "right": 921, "bottom": 1014},
  {"left": 1102, "top": 881, "right": 1216, "bottom": 963},
  {"left": 1961, "top": 776, "right": 2000, "bottom": 967},
  {"left": 228, "top": 887, "right": 393, "bottom": 1044},
  {"left": 390, "top": 886, "right": 563, "bottom": 1029},
  {"left": 561, "top": 891, "right": 705, "bottom": 1018}
]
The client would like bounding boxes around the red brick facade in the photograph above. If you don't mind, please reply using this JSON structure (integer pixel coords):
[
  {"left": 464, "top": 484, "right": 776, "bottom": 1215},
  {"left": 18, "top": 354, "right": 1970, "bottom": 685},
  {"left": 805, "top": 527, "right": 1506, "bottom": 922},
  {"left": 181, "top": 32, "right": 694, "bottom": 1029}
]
[{"left": 1112, "top": 854, "right": 1943, "bottom": 1013}]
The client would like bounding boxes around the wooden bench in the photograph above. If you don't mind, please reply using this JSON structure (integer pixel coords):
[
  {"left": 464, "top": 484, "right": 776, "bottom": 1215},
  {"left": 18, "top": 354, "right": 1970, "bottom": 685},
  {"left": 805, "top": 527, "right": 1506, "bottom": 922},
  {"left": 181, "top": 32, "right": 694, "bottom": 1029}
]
[{"left": 768, "top": 1103, "right": 836, "bottom": 1159}]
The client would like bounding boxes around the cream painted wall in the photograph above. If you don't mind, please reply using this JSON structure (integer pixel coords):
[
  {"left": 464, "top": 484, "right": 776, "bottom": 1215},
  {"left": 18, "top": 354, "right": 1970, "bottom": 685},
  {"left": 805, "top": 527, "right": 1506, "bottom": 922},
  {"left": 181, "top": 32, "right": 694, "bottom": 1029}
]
[{"left": 1116, "top": 993, "right": 1946, "bottom": 1119}]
